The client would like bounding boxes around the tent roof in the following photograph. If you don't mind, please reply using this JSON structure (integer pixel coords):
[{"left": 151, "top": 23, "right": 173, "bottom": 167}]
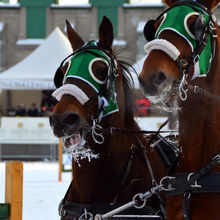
[
  {"left": 131, "top": 55, "right": 147, "bottom": 89},
  {"left": 0, "top": 27, "right": 72, "bottom": 90}
]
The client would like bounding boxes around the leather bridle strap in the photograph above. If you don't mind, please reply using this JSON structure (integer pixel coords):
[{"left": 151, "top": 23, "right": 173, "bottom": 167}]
[
  {"left": 97, "top": 126, "right": 177, "bottom": 135},
  {"left": 187, "top": 84, "right": 220, "bottom": 101}
]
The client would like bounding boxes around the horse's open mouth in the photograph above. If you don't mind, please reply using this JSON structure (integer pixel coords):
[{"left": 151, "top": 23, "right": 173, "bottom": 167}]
[
  {"left": 63, "top": 129, "right": 86, "bottom": 152},
  {"left": 147, "top": 80, "right": 180, "bottom": 112},
  {"left": 62, "top": 129, "right": 99, "bottom": 164},
  {"left": 148, "top": 80, "right": 178, "bottom": 103}
]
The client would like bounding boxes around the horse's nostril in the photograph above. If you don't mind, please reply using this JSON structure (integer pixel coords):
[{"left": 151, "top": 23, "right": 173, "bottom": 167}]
[
  {"left": 158, "top": 72, "right": 166, "bottom": 82},
  {"left": 151, "top": 71, "right": 166, "bottom": 86},
  {"left": 62, "top": 113, "right": 80, "bottom": 125}
]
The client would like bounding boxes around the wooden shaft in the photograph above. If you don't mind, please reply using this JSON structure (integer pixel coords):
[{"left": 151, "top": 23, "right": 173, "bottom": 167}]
[
  {"left": 5, "top": 161, "right": 23, "bottom": 220},
  {"left": 58, "top": 139, "right": 63, "bottom": 182}
]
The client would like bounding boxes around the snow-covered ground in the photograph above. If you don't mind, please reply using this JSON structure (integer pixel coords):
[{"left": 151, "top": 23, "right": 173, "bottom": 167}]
[{"left": 0, "top": 162, "right": 72, "bottom": 220}]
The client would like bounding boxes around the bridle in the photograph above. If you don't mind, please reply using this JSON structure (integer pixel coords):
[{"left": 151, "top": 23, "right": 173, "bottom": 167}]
[
  {"left": 53, "top": 41, "right": 120, "bottom": 143},
  {"left": 143, "top": 0, "right": 217, "bottom": 101}
]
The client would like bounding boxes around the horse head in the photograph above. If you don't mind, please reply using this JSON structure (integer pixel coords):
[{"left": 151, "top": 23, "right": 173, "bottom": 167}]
[
  {"left": 49, "top": 17, "right": 133, "bottom": 157},
  {"left": 139, "top": 0, "right": 219, "bottom": 103}
]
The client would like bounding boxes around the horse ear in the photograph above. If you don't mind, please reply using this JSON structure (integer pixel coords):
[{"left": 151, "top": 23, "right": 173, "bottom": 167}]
[
  {"left": 98, "top": 16, "right": 114, "bottom": 52},
  {"left": 162, "top": 0, "right": 178, "bottom": 6},
  {"left": 204, "top": 0, "right": 220, "bottom": 10},
  {"left": 66, "top": 20, "right": 85, "bottom": 51}
]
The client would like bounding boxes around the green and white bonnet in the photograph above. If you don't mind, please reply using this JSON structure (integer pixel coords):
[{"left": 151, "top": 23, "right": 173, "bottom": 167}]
[
  {"left": 52, "top": 41, "right": 119, "bottom": 119},
  {"left": 144, "top": 5, "right": 212, "bottom": 79}
]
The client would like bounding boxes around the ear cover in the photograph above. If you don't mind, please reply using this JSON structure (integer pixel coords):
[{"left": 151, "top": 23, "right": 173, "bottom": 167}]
[
  {"left": 54, "top": 67, "right": 64, "bottom": 88},
  {"left": 143, "top": 19, "right": 157, "bottom": 42},
  {"left": 194, "top": 14, "right": 206, "bottom": 42}
]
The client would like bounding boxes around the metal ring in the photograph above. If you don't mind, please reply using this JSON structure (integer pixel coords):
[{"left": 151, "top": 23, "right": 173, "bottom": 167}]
[
  {"left": 187, "top": 172, "right": 202, "bottom": 188},
  {"left": 133, "top": 193, "right": 147, "bottom": 209},
  {"left": 159, "top": 176, "right": 176, "bottom": 191},
  {"left": 179, "top": 59, "right": 188, "bottom": 67}
]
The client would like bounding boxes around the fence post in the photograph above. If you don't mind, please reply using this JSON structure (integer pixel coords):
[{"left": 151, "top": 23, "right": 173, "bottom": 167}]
[{"left": 5, "top": 161, "right": 23, "bottom": 220}]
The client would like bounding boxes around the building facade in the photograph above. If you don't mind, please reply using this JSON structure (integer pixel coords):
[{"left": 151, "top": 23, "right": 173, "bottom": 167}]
[{"left": 0, "top": 0, "right": 220, "bottom": 114}]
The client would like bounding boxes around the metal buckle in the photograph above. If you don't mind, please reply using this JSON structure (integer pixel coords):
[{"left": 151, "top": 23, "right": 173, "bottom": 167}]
[
  {"left": 179, "top": 59, "right": 188, "bottom": 68},
  {"left": 187, "top": 172, "right": 202, "bottom": 188},
  {"left": 193, "top": 55, "right": 200, "bottom": 64},
  {"left": 113, "top": 68, "right": 119, "bottom": 78},
  {"left": 79, "top": 209, "right": 93, "bottom": 220},
  {"left": 58, "top": 204, "right": 67, "bottom": 217},
  {"left": 159, "top": 176, "right": 176, "bottom": 191},
  {"left": 212, "top": 154, "right": 220, "bottom": 163},
  {"left": 193, "top": 85, "right": 200, "bottom": 94},
  {"left": 209, "top": 21, "right": 217, "bottom": 38}
]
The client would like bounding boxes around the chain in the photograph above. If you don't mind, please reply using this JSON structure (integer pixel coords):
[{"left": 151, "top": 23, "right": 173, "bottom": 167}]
[
  {"left": 91, "top": 117, "right": 104, "bottom": 144},
  {"left": 94, "top": 176, "right": 176, "bottom": 220},
  {"left": 179, "top": 73, "right": 188, "bottom": 101}
]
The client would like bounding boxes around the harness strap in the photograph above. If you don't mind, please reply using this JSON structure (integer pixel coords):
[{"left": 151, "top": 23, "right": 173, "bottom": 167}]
[
  {"left": 99, "top": 127, "right": 176, "bottom": 135},
  {"left": 134, "top": 135, "right": 167, "bottom": 220},
  {"left": 188, "top": 84, "right": 220, "bottom": 101},
  {"left": 166, "top": 153, "right": 220, "bottom": 220},
  {"left": 182, "top": 193, "right": 192, "bottom": 220}
]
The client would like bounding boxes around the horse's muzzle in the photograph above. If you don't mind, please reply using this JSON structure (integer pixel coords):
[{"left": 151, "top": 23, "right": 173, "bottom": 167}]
[
  {"left": 49, "top": 112, "right": 81, "bottom": 138},
  {"left": 139, "top": 71, "right": 167, "bottom": 96}
]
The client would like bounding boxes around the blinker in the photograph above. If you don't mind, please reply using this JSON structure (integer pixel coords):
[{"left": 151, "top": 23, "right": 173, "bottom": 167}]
[
  {"left": 54, "top": 66, "right": 64, "bottom": 88},
  {"left": 194, "top": 14, "right": 206, "bottom": 42},
  {"left": 143, "top": 19, "right": 156, "bottom": 42}
]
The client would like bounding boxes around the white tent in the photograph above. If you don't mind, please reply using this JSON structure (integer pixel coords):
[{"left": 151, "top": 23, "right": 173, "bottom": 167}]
[
  {"left": 131, "top": 55, "right": 147, "bottom": 89},
  {"left": 0, "top": 27, "right": 72, "bottom": 90}
]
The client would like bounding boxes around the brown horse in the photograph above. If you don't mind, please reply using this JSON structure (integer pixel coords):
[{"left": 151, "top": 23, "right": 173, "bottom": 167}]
[
  {"left": 139, "top": 0, "right": 220, "bottom": 219},
  {"left": 49, "top": 17, "right": 169, "bottom": 219}
]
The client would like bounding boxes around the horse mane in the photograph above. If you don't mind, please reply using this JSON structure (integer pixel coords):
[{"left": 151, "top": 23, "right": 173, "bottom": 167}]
[{"left": 114, "top": 48, "right": 141, "bottom": 130}]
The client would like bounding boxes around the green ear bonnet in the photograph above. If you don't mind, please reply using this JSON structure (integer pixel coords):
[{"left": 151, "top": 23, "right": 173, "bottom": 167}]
[
  {"left": 53, "top": 41, "right": 119, "bottom": 118},
  {"left": 155, "top": 5, "right": 212, "bottom": 77}
]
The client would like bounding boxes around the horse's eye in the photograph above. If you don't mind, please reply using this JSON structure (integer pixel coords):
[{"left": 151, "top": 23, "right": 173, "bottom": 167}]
[
  {"left": 89, "top": 58, "right": 109, "bottom": 84},
  {"left": 184, "top": 12, "right": 199, "bottom": 39}
]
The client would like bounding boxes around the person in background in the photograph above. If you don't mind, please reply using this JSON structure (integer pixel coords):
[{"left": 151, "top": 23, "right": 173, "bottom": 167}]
[
  {"left": 15, "top": 104, "right": 26, "bottom": 116},
  {"left": 27, "top": 103, "right": 39, "bottom": 117},
  {"left": 41, "top": 104, "right": 50, "bottom": 117}
]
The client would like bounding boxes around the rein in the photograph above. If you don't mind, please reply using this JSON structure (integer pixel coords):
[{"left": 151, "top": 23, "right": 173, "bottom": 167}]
[
  {"left": 186, "top": 83, "right": 220, "bottom": 101},
  {"left": 177, "top": 75, "right": 220, "bottom": 102}
]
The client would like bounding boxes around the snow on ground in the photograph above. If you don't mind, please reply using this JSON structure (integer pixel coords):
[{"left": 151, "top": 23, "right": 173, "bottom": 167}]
[{"left": 0, "top": 162, "right": 72, "bottom": 220}]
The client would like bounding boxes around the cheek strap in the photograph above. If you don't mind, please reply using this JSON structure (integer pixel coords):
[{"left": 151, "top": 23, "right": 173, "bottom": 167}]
[
  {"left": 144, "top": 39, "right": 180, "bottom": 61},
  {"left": 52, "top": 84, "right": 89, "bottom": 105}
]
